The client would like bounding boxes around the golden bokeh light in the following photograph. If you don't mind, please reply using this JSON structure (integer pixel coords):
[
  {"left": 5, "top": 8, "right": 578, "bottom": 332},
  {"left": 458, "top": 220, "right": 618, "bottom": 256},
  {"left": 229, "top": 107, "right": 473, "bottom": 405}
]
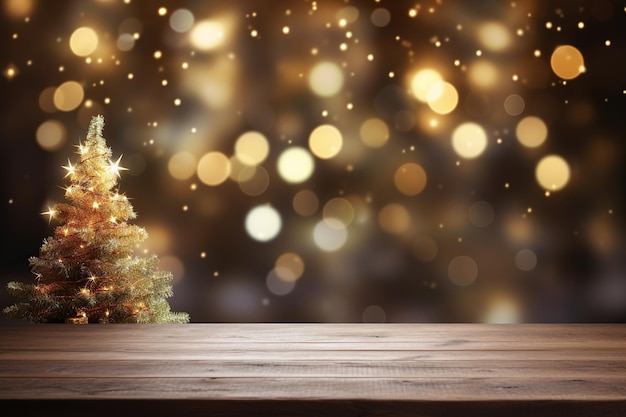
[
  {"left": 309, "top": 124, "right": 343, "bottom": 159},
  {"left": 190, "top": 20, "right": 226, "bottom": 50},
  {"left": 38, "top": 87, "right": 56, "bottom": 113},
  {"left": 394, "top": 162, "right": 427, "bottom": 196},
  {"left": 448, "top": 255, "right": 478, "bottom": 286},
  {"left": 116, "top": 33, "right": 135, "bottom": 51},
  {"left": 483, "top": 296, "right": 520, "bottom": 323},
  {"left": 468, "top": 60, "right": 499, "bottom": 89},
  {"left": 293, "top": 189, "right": 319, "bottom": 216},
  {"left": 371, "top": 8, "right": 391, "bottom": 27},
  {"left": 515, "top": 249, "right": 537, "bottom": 271},
  {"left": 197, "top": 151, "right": 231, "bottom": 186},
  {"left": 277, "top": 147, "right": 315, "bottom": 183},
  {"left": 4, "top": 0, "right": 35, "bottom": 18},
  {"left": 336, "top": 6, "right": 359, "bottom": 24},
  {"left": 378, "top": 203, "right": 410, "bottom": 234},
  {"left": 228, "top": 156, "right": 255, "bottom": 182},
  {"left": 36, "top": 119, "right": 66, "bottom": 151},
  {"left": 3, "top": 63, "right": 18, "bottom": 80},
  {"left": 504, "top": 94, "right": 525, "bottom": 116},
  {"left": 266, "top": 269, "right": 296, "bottom": 295},
  {"left": 275, "top": 252, "right": 305, "bottom": 282},
  {"left": 359, "top": 117, "right": 389, "bottom": 148},
  {"left": 235, "top": 131, "right": 269, "bottom": 166},
  {"left": 183, "top": 58, "right": 236, "bottom": 109},
  {"left": 504, "top": 215, "right": 534, "bottom": 245},
  {"left": 139, "top": 223, "right": 172, "bottom": 253},
  {"left": 516, "top": 116, "right": 547, "bottom": 148},
  {"left": 245, "top": 204, "right": 282, "bottom": 242},
  {"left": 409, "top": 68, "right": 442, "bottom": 102},
  {"left": 168, "top": 151, "right": 197, "bottom": 180},
  {"left": 313, "top": 218, "right": 348, "bottom": 251},
  {"left": 169, "top": 8, "right": 194, "bottom": 33},
  {"left": 477, "top": 22, "right": 511, "bottom": 51},
  {"left": 535, "top": 154, "right": 570, "bottom": 191},
  {"left": 323, "top": 197, "right": 354, "bottom": 228},
  {"left": 69, "top": 27, "right": 98, "bottom": 57},
  {"left": 238, "top": 166, "right": 270, "bottom": 196},
  {"left": 308, "top": 61, "right": 344, "bottom": 97},
  {"left": 451, "top": 122, "right": 488, "bottom": 159},
  {"left": 426, "top": 81, "right": 459, "bottom": 115},
  {"left": 53, "top": 81, "right": 84, "bottom": 112},
  {"left": 550, "top": 45, "right": 585, "bottom": 80}
]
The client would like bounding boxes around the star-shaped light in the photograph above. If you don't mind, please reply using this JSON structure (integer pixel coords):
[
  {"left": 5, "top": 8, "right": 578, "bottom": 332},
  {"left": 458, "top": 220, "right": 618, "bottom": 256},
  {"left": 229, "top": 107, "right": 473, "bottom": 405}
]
[
  {"left": 62, "top": 160, "right": 75, "bottom": 178},
  {"left": 41, "top": 206, "right": 56, "bottom": 223},
  {"left": 108, "top": 155, "right": 128, "bottom": 177},
  {"left": 76, "top": 141, "right": 88, "bottom": 156},
  {"left": 62, "top": 185, "right": 74, "bottom": 196}
]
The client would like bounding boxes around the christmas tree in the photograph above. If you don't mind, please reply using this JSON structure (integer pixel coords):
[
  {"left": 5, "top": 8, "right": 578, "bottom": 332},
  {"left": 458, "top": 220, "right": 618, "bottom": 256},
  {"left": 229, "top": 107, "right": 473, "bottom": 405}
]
[{"left": 4, "top": 115, "right": 189, "bottom": 324}]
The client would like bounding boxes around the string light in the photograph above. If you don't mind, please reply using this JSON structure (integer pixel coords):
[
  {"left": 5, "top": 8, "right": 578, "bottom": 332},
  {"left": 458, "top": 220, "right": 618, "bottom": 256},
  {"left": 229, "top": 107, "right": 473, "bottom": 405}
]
[
  {"left": 62, "top": 160, "right": 75, "bottom": 177},
  {"left": 108, "top": 155, "right": 127, "bottom": 177},
  {"left": 41, "top": 206, "right": 56, "bottom": 222},
  {"left": 77, "top": 143, "right": 87, "bottom": 156}
]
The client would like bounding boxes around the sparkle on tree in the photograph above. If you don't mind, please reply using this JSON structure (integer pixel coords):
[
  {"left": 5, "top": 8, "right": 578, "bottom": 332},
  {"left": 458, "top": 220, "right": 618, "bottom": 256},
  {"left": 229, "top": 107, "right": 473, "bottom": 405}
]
[{"left": 4, "top": 115, "right": 189, "bottom": 324}]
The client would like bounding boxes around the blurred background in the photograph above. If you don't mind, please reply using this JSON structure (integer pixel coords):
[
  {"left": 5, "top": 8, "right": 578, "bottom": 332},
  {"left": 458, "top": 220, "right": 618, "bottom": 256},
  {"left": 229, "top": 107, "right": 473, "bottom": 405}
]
[{"left": 1, "top": 0, "right": 625, "bottom": 323}]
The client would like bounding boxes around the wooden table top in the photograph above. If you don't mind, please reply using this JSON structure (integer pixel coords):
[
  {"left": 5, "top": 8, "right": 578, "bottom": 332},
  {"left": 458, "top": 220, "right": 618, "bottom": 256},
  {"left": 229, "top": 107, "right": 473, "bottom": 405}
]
[{"left": 1, "top": 323, "right": 625, "bottom": 416}]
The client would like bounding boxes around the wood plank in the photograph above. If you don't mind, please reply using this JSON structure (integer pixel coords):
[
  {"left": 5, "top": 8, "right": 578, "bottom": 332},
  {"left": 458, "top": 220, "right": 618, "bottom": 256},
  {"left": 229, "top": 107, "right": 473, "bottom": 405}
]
[
  {"left": 2, "top": 359, "right": 625, "bottom": 378},
  {"left": 2, "top": 323, "right": 624, "bottom": 343},
  {"left": 2, "top": 336, "right": 623, "bottom": 352},
  {"left": 1, "top": 376, "right": 625, "bottom": 400},
  {"left": 1, "top": 324, "right": 624, "bottom": 360},
  {"left": 2, "top": 348, "right": 625, "bottom": 361}
]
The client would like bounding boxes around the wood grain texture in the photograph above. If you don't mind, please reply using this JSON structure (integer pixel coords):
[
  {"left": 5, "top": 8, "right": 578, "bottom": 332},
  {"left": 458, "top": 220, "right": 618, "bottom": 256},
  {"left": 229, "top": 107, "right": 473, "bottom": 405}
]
[{"left": 0, "top": 323, "right": 624, "bottom": 416}]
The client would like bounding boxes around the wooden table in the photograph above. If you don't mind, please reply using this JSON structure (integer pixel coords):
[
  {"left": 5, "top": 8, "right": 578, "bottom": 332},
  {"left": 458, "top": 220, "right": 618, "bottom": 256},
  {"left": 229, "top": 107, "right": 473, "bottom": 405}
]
[{"left": 1, "top": 324, "right": 624, "bottom": 416}]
